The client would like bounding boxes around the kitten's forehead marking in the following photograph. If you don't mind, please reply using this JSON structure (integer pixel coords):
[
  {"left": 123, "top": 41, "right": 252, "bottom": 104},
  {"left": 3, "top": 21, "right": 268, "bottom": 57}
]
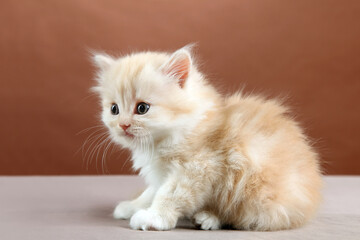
[{"left": 111, "top": 56, "right": 150, "bottom": 113}]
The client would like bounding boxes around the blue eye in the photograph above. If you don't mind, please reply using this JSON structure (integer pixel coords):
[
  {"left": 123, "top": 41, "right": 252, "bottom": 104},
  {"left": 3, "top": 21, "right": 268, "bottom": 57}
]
[
  {"left": 136, "top": 102, "right": 150, "bottom": 115},
  {"left": 111, "top": 103, "right": 119, "bottom": 115}
]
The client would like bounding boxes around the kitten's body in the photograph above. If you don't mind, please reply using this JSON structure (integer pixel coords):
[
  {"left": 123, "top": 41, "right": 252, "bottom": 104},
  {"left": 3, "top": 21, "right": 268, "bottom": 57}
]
[{"left": 93, "top": 47, "right": 322, "bottom": 231}]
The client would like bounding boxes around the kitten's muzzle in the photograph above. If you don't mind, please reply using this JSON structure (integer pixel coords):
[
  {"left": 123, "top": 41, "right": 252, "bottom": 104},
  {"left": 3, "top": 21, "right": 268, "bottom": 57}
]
[{"left": 120, "top": 124, "right": 134, "bottom": 138}]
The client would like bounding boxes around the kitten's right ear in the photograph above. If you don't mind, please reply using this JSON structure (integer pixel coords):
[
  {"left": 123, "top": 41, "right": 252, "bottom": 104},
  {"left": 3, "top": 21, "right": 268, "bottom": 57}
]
[
  {"left": 92, "top": 53, "right": 114, "bottom": 71},
  {"left": 160, "top": 46, "right": 193, "bottom": 88}
]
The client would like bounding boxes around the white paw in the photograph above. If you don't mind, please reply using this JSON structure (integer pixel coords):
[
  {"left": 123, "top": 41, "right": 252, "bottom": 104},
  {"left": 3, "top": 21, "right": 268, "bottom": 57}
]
[
  {"left": 193, "top": 211, "right": 221, "bottom": 230},
  {"left": 113, "top": 201, "right": 138, "bottom": 219},
  {"left": 130, "top": 209, "right": 176, "bottom": 231}
]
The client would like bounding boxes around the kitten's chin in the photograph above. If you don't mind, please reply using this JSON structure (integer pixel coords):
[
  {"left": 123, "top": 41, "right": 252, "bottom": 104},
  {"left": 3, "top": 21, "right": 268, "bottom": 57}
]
[
  {"left": 110, "top": 133, "right": 131, "bottom": 148},
  {"left": 111, "top": 130, "right": 155, "bottom": 150}
]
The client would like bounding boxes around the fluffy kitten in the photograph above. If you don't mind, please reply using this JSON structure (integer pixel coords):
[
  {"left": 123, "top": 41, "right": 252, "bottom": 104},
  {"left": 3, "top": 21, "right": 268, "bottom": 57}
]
[{"left": 92, "top": 46, "right": 322, "bottom": 231}]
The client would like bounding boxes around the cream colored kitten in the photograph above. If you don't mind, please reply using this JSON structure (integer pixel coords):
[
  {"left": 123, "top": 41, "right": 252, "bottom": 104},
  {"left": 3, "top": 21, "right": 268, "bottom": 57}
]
[{"left": 92, "top": 46, "right": 322, "bottom": 231}]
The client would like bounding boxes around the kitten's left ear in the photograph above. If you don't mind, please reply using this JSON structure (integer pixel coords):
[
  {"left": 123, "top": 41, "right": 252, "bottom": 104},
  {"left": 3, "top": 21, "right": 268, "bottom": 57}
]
[
  {"left": 160, "top": 47, "right": 192, "bottom": 88},
  {"left": 92, "top": 53, "right": 114, "bottom": 71}
]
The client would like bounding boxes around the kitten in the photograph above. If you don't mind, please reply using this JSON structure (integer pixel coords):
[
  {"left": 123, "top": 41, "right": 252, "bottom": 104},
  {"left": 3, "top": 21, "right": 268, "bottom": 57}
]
[{"left": 92, "top": 46, "right": 322, "bottom": 231}]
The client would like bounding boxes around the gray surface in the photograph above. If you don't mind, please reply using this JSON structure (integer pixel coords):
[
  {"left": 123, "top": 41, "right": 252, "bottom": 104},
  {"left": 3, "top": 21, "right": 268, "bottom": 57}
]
[{"left": 0, "top": 176, "right": 359, "bottom": 240}]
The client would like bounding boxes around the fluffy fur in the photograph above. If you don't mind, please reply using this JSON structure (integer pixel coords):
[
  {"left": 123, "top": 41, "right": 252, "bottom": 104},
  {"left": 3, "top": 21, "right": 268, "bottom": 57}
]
[{"left": 92, "top": 46, "right": 322, "bottom": 231}]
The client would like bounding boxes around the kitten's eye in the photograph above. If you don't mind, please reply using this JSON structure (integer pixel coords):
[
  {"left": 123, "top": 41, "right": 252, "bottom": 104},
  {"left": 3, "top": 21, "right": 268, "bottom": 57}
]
[
  {"left": 110, "top": 103, "right": 119, "bottom": 115},
  {"left": 136, "top": 102, "right": 150, "bottom": 115}
]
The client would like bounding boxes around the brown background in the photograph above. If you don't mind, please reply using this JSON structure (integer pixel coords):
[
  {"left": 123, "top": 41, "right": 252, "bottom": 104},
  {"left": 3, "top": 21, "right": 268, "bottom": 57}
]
[{"left": 1, "top": 0, "right": 359, "bottom": 175}]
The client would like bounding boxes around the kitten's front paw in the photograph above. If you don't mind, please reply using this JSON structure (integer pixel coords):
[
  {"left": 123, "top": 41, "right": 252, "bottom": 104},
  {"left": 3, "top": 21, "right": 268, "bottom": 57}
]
[
  {"left": 193, "top": 211, "right": 221, "bottom": 230},
  {"left": 113, "top": 201, "right": 137, "bottom": 219},
  {"left": 130, "top": 209, "right": 176, "bottom": 231}
]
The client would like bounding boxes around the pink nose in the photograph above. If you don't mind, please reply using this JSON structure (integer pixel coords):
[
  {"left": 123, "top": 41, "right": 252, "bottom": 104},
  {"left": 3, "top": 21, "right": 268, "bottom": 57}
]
[{"left": 120, "top": 124, "right": 131, "bottom": 131}]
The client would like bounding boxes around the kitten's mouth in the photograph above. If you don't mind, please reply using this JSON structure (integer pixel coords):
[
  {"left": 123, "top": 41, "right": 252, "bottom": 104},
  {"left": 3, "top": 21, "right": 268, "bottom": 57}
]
[{"left": 123, "top": 131, "right": 135, "bottom": 138}]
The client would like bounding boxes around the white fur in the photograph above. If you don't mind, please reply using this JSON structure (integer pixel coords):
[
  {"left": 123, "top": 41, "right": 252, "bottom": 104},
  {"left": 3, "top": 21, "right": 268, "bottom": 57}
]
[
  {"left": 193, "top": 211, "right": 221, "bottom": 230},
  {"left": 113, "top": 186, "right": 156, "bottom": 219},
  {"left": 130, "top": 208, "right": 176, "bottom": 231}
]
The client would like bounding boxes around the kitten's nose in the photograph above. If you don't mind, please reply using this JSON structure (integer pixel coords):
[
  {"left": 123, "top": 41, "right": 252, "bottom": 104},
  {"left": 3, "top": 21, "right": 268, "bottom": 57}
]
[{"left": 120, "top": 124, "right": 131, "bottom": 131}]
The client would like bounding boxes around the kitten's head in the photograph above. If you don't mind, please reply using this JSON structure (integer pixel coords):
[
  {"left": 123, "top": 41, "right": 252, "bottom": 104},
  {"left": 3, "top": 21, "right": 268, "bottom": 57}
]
[{"left": 92, "top": 46, "right": 214, "bottom": 151}]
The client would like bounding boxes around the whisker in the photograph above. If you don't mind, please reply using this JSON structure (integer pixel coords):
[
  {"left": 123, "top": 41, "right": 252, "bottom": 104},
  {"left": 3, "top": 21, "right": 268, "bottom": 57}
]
[
  {"left": 76, "top": 124, "right": 104, "bottom": 135},
  {"left": 101, "top": 138, "right": 113, "bottom": 174},
  {"left": 81, "top": 131, "right": 108, "bottom": 170},
  {"left": 75, "top": 127, "right": 106, "bottom": 159},
  {"left": 121, "top": 152, "right": 132, "bottom": 172},
  {"left": 80, "top": 124, "right": 155, "bottom": 175},
  {"left": 93, "top": 134, "right": 111, "bottom": 173},
  {"left": 84, "top": 132, "right": 109, "bottom": 171}
]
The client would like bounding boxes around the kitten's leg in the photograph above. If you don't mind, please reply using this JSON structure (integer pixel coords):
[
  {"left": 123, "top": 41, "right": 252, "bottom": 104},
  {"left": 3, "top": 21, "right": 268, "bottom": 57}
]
[
  {"left": 129, "top": 175, "right": 211, "bottom": 231},
  {"left": 193, "top": 211, "right": 221, "bottom": 230},
  {"left": 113, "top": 186, "right": 156, "bottom": 219}
]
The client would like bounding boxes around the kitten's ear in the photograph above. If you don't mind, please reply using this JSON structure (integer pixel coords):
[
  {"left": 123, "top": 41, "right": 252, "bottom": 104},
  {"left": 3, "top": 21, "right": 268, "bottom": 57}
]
[
  {"left": 92, "top": 54, "right": 114, "bottom": 71},
  {"left": 160, "top": 47, "right": 192, "bottom": 88}
]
